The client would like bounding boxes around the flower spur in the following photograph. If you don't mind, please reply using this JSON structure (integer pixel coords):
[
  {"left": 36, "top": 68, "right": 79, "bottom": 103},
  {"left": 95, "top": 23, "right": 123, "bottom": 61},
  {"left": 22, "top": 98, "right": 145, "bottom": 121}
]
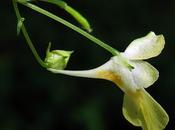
[{"left": 47, "top": 32, "right": 169, "bottom": 130}]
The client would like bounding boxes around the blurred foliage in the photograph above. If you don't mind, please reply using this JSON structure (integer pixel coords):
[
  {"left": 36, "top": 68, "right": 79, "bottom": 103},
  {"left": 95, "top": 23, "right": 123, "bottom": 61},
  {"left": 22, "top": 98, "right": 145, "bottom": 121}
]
[{"left": 0, "top": 0, "right": 175, "bottom": 129}]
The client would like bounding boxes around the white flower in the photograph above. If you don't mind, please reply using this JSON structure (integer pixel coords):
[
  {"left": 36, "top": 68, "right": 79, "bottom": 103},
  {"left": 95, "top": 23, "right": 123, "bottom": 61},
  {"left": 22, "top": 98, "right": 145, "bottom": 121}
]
[{"left": 48, "top": 32, "right": 169, "bottom": 130}]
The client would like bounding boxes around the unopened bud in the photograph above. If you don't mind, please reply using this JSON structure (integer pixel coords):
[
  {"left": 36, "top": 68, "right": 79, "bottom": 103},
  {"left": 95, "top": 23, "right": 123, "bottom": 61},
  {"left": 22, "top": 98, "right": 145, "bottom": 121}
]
[{"left": 44, "top": 43, "right": 73, "bottom": 69}]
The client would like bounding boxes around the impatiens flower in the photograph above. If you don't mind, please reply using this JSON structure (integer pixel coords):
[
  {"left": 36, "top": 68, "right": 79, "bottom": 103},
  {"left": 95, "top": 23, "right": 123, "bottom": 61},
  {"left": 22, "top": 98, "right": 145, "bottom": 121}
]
[{"left": 47, "top": 32, "right": 169, "bottom": 130}]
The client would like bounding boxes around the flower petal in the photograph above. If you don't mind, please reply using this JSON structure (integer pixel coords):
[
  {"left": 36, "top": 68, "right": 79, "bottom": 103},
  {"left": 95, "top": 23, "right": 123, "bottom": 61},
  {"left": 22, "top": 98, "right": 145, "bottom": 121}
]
[
  {"left": 101, "top": 56, "right": 159, "bottom": 91},
  {"left": 131, "top": 60, "right": 159, "bottom": 88},
  {"left": 123, "top": 32, "right": 165, "bottom": 60},
  {"left": 123, "top": 94, "right": 142, "bottom": 126},
  {"left": 123, "top": 89, "right": 169, "bottom": 130}
]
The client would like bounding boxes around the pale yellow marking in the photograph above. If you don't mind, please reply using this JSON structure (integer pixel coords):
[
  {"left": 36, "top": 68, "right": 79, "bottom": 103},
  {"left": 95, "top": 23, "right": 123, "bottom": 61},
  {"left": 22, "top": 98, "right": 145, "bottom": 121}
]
[
  {"left": 97, "top": 70, "right": 123, "bottom": 87},
  {"left": 97, "top": 71, "right": 143, "bottom": 97}
]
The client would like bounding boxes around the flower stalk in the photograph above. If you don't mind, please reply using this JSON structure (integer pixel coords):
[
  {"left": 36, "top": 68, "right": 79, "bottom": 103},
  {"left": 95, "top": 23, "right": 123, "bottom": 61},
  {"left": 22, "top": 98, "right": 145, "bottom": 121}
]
[
  {"left": 12, "top": 0, "right": 47, "bottom": 68},
  {"left": 17, "top": 0, "right": 120, "bottom": 56}
]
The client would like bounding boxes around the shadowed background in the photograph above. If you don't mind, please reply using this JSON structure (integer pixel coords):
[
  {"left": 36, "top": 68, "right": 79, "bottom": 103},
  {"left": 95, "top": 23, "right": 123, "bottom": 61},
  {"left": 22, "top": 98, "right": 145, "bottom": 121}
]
[{"left": 0, "top": 0, "right": 175, "bottom": 129}]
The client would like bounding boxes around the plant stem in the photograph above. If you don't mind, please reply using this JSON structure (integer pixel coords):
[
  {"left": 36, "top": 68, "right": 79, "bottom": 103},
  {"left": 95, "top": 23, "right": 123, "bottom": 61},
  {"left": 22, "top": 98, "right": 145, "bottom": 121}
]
[
  {"left": 18, "top": 1, "right": 120, "bottom": 56},
  {"left": 12, "top": 0, "right": 47, "bottom": 68}
]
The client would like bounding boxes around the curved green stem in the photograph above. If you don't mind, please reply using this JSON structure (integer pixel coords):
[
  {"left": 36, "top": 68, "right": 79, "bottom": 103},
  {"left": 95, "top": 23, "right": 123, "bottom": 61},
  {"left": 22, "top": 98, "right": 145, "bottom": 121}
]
[
  {"left": 18, "top": 1, "right": 120, "bottom": 56},
  {"left": 12, "top": 0, "right": 47, "bottom": 68}
]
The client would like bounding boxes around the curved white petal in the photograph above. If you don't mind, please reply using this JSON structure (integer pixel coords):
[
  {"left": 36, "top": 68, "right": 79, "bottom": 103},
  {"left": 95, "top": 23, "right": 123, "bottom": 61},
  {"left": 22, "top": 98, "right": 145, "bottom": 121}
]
[
  {"left": 106, "top": 57, "right": 159, "bottom": 92},
  {"left": 109, "top": 56, "right": 139, "bottom": 92},
  {"left": 130, "top": 60, "right": 159, "bottom": 88},
  {"left": 123, "top": 32, "right": 165, "bottom": 60}
]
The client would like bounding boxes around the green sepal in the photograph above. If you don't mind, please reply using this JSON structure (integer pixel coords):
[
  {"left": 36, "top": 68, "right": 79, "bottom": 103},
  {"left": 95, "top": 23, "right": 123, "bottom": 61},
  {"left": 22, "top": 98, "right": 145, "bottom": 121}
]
[
  {"left": 17, "top": 17, "right": 25, "bottom": 35},
  {"left": 44, "top": 42, "right": 73, "bottom": 70}
]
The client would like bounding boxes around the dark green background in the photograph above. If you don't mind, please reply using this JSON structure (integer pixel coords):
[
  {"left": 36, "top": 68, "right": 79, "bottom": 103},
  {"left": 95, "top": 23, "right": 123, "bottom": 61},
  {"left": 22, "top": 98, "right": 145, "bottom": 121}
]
[{"left": 0, "top": 0, "right": 175, "bottom": 129}]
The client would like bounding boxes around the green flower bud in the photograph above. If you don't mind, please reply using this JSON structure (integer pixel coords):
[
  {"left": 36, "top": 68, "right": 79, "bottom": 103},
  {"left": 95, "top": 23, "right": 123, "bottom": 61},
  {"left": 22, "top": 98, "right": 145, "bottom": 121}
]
[{"left": 44, "top": 43, "right": 73, "bottom": 69}]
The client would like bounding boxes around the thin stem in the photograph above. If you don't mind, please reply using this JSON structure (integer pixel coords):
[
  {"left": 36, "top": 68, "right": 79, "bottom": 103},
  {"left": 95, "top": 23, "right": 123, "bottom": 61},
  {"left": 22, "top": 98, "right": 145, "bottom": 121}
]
[
  {"left": 39, "top": 0, "right": 92, "bottom": 32},
  {"left": 18, "top": 1, "right": 120, "bottom": 56},
  {"left": 12, "top": 0, "right": 47, "bottom": 68}
]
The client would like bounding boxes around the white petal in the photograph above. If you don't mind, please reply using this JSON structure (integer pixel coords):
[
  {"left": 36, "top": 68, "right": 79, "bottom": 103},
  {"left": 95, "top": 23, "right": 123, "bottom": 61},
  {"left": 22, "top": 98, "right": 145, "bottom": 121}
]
[
  {"left": 110, "top": 56, "right": 139, "bottom": 92},
  {"left": 107, "top": 56, "right": 159, "bottom": 91},
  {"left": 124, "top": 32, "right": 165, "bottom": 60},
  {"left": 131, "top": 60, "right": 159, "bottom": 88}
]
